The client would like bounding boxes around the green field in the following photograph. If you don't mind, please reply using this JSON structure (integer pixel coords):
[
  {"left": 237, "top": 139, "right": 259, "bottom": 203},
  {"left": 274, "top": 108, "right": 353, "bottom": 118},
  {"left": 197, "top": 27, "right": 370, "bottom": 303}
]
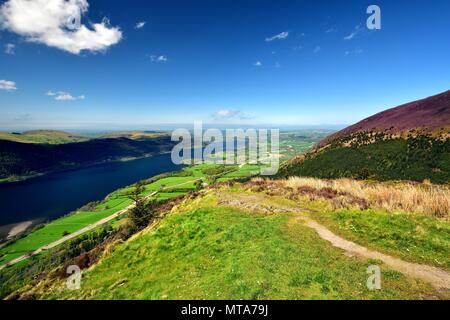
[{"left": 279, "top": 130, "right": 334, "bottom": 160}]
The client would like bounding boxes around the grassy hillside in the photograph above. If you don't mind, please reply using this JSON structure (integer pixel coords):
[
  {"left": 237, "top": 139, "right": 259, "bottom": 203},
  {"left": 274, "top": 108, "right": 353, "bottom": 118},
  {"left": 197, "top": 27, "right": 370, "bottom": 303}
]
[
  {"left": 15, "top": 182, "right": 449, "bottom": 300},
  {"left": 0, "top": 130, "right": 88, "bottom": 145},
  {"left": 279, "top": 134, "right": 450, "bottom": 184}
]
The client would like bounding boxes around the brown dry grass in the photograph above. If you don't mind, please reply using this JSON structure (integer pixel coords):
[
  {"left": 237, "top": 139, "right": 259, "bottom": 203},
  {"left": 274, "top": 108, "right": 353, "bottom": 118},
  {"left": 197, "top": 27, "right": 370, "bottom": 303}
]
[{"left": 247, "top": 177, "right": 449, "bottom": 219}]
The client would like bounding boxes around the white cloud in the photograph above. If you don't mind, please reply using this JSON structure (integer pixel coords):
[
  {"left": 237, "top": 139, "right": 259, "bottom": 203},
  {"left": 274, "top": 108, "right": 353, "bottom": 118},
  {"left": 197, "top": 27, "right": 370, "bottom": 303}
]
[
  {"left": 4, "top": 43, "right": 15, "bottom": 54},
  {"left": 55, "top": 94, "right": 76, "bottom": 101},
  {"left": 265, "top": 31, "right": 289, "bottom": 42},
  {"left": 213, "top": 109, "right": 240, "bottom": 120},
  {"left": 135, "top": 21, "right": 146, "bottom": 29},
  {"left": 325, "top": 27, "right": 337, "bottom": 34},
  {"left": 254, "top": 61, "right": 262, "bottom": 67},
  {"left": 47, "top": 90, "right": 85, "bottom": 101},
  {"left": 149, "top": 55, "right": 168, "bottom": 63},
  {"left": 344, "top": 25, "right": 362, "bottom": 40},
  {"left": 212, "top": 109, "right": 256, "bottom": 121},
  {"left": 0, "top": 80, "right": 17, "bottom": 90},
  {"left": 0, "top": 0, "right": 122, "bottom": 54}
]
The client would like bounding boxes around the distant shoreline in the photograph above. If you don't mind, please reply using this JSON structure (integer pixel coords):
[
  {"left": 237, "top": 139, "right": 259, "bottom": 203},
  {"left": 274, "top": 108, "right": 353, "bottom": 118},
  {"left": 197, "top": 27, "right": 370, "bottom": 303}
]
[
  {"left": 0, "top": 220, "right": 41, "bottom": 242},
  {"left": 0, "top": 151, "right": 171, "bottom": 185}
]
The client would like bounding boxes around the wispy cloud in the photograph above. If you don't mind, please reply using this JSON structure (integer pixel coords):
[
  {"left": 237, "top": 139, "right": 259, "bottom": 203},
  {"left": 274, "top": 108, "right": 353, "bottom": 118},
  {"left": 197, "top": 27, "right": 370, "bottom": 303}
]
[
  {"left": 13, "top": 114, "right": 32, "bottom": 122},
  {"left": 213, "top": 109, "right": 240, "bottom": 120},
  {"left": 47, "top": 90, "right": 85, "bottom": 101},
  {"left": 344, "top": 25, "right": 362, "bottom": 40},
  {"left": 135, "top": 21, "right": 146, "bottom": 29},
  {"left": 0, "top": 0, "right": 122, "bottom": 54},
  {"left": 4, "top": 43, "right": 15, "bottom": 55},
  {"left": 0, "top": 80, "right": 17, "bottom": 90},
  {"left": 148, "top": 55, "right": 168, "bottom": 63},
  {"left": 344, "top": 48, "right": 363, "bottom": 56},
  {"left": 239, "top": 112, "right": 256, "bottom": 120},
  {"left": 212, "top": 109, "right": 256, "bottom": 121},
  {"left": 313, "top": 46, "right": 321, "bottom": 53},
  {"left": 254, "top": 61, "right": 262, "bottom": 67},
  {"left": 265, "top": 31, "right": 289, "bottom": 42},
  {"left": 325, "top": 27, "right": 337, "bottom": 34}
]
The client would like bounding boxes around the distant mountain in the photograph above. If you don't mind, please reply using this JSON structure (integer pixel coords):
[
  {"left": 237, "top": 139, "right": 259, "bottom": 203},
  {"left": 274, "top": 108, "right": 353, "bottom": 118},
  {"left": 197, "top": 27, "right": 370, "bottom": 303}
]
[
  {"left": 0, "top": 130, "right": 89, "bottom": 145},
  {"left": 279, "top": 90, "right": 450, "bottom": 183},
  {"left": 0, "top": 130, "right": 171, "bottom": 145},
  {"left": 318, "top": 90, "right": 450, "bottom": 148},
  {"left": 99, "top": 131, "right": 170, "bottom": 140},
  {"left": 0, "top": 137, "right": 175, "bottom": 182}
]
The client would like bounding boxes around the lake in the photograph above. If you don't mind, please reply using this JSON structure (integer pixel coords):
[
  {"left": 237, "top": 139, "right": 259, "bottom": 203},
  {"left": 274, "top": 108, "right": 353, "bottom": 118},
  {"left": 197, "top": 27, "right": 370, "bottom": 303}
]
[{"left": 0, "top": 154, "right": 181, "bottom": 234}]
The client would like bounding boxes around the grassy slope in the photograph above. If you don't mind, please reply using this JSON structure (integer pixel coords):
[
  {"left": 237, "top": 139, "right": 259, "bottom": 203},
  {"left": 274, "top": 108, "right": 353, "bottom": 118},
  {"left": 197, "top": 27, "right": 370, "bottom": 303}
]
[
  {"left": 0, "top": 131, "right": 88, "bottom": 144},
  {"left": 280, "top": 136, "right": 450, "bottom": 184},
  {"left": 36, "top": 192, "right": 441, "bottom": 300}
]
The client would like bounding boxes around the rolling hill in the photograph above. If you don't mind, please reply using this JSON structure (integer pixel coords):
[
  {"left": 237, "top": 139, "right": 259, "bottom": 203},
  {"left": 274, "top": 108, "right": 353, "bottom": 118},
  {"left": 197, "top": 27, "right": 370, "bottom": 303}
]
[
  {"left": 279, "top": 90, "right": 450, "bottom": 183},
  {"left": 0, "top": 136, "right": 175, "bottom": 182},
  {"left": 0, "top": 130, "right": 89, "bottom": 145}
]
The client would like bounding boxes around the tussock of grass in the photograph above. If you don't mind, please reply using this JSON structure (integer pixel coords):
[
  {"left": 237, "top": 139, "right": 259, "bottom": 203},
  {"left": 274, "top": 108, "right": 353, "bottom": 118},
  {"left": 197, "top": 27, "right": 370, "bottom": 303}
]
[{"left": 280, "top": 177, "right": 449, "bottom": 219}]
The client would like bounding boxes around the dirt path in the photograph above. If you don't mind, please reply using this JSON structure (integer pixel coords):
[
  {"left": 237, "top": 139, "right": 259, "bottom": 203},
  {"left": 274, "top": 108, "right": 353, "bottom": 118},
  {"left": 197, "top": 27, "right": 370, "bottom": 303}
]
[
  {"left": 216, "top": 191, "right": 450, "bottom": 290},
  {"left": 297, "top": 216, "right": 450, "bottom": 290}
]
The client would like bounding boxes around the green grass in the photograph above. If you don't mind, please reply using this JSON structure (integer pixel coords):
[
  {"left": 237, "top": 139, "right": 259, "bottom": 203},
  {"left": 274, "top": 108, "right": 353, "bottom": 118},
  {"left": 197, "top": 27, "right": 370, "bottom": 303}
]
[
  {"left": 38, "top": 196, "right": 440, "bottom": 300},
  {"left": 311, "top": 208, "right": 450, "bottom": 270},
  {"left": 154, "top": 192, "right": 186, "bottom": 201}
]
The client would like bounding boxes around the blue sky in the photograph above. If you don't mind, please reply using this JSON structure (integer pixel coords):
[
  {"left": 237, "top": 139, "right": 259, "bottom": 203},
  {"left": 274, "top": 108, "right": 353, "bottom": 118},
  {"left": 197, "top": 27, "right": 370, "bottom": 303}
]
[{"left": 0, "top": 0, "right": 449, "bottom": 130}]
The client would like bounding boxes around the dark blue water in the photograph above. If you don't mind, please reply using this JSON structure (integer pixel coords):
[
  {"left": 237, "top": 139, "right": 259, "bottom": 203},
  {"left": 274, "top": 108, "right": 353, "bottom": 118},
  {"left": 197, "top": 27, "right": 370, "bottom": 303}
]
[{"left": 0, "top": 154, "right": 181, "bottom": 226}]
